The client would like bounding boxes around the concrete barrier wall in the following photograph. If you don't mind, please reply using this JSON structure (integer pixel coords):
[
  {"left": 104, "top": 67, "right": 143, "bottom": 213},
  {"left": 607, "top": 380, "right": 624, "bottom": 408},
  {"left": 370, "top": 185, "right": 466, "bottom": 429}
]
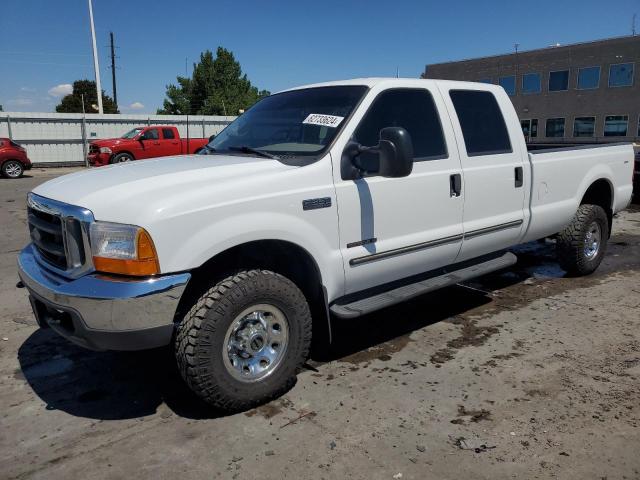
[{"left": 0, "top": 112, "right": 236, "bottom": 166}]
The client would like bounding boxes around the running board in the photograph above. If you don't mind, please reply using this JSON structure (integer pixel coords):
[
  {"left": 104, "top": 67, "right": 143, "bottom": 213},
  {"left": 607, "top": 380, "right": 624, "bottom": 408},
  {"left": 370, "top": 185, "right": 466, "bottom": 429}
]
[{"left": 330, "top": 252, "right": 517, "bottom": 319}]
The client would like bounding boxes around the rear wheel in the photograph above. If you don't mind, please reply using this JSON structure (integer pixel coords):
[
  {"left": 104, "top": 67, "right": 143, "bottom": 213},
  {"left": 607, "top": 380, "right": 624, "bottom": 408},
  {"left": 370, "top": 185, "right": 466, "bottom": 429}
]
[
  {"left": 174, "top": 270, "right": 312, "bottom": 412},
  {"left": 1, "top": 160, "right": 24, "bottom": 179},
  {"left": 110, "top": 153, "right": 133, "bottom": 164},
  {"left": 556, "top": 204, "right": 609, "bottom": 276}
]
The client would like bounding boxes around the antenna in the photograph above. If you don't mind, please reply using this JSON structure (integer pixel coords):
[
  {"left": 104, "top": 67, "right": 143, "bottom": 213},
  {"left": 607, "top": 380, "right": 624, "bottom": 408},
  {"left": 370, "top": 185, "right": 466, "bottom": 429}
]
[
  {"left": 396, "top": 66, "right": 399, "bottom": 78},
  {"left": 633, "top": 13, "right": 637, "bottom": 35}
]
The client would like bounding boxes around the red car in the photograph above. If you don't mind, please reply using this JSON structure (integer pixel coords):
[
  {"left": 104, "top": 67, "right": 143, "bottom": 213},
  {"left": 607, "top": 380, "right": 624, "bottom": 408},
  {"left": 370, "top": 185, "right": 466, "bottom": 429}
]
[
  {"left": 0, "top": 138, "right": 32, "bottom": 179},
  {"left": 88, "top": 126, "right": 208, "bottom": 166}
]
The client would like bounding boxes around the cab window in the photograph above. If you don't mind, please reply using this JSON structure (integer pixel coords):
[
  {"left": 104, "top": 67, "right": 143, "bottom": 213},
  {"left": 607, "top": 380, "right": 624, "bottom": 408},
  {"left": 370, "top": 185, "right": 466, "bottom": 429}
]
[{"left": 354, "top": 88, "right": 448, "bottom": 164}]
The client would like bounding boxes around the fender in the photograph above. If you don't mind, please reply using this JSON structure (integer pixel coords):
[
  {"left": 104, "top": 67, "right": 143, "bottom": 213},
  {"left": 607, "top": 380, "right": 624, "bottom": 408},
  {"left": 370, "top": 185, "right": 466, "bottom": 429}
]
[{"left": 156, "top": 211, "right": 345, "bottom": 302}]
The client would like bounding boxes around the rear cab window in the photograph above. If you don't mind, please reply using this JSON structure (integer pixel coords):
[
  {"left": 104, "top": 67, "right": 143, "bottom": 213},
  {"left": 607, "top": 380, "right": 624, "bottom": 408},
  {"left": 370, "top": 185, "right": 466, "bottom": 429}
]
[
  {"left": 353, "top": 88, "right": 448, "bottom": 172},
  {"left": 449, "top": 90, "right": 512, "bottom": 157},
  {"left": 162, "top": 128, "right": 175, "bottom": 139}
]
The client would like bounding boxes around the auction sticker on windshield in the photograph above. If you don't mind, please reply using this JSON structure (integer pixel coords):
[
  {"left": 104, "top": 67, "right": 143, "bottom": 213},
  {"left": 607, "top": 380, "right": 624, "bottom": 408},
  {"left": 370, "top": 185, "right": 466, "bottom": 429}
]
[{"left": 303, "top": 114, "right": 344, "bottom": 128}]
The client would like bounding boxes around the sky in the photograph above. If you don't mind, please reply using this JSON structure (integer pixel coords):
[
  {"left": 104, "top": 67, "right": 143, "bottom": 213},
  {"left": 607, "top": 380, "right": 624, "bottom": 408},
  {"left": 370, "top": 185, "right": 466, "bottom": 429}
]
[{"left": 1, "top": 0, "right": 639, "bottom": 114}]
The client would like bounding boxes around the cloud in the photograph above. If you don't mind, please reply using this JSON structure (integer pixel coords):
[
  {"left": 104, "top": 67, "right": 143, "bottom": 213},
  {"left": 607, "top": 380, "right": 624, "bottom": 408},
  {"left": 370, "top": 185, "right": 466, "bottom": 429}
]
[
  {"left": 20, "top": 86, "right": 36, "bottom": 92},
  {"left": 129, "top": 101, "right": 145, "bottom": 110},
  {"left": 7, "top": 98, "right": 35, "bottom": 106},
  {"left": 47, "top": 84, "right": 73, "bottom": 97}
]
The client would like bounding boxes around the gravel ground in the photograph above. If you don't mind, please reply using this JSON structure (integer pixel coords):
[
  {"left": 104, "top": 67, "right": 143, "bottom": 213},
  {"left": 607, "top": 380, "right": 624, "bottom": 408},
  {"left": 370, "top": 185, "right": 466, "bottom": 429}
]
[{"left": 1, "top": 168, "right": 639, "bottom": 480}]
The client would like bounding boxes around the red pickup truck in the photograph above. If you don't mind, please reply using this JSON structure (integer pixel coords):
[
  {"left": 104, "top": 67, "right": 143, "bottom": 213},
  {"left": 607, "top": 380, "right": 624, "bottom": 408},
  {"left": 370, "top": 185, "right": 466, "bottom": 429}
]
[{"left": 88, "top": 126, "right": 209, "bottom": 166}]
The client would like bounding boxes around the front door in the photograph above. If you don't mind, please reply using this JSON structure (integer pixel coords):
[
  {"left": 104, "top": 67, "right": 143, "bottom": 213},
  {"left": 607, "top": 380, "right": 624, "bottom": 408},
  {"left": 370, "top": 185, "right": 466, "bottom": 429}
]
[
  {"left": 439, "top": 87, "right": 527, "bottom": 262},
  {"left": 138, "top": 128, "right": 161, "bottom": 159},
  {"left": 332, "top": 86, "right": 464, "bottom": 295}
]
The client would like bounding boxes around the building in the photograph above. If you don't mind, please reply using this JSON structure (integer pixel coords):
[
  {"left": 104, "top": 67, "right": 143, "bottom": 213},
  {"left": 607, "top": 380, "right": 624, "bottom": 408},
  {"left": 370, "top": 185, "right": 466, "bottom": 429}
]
[{"left": 423, "top": 35, "right": 640, "bottom": 145}]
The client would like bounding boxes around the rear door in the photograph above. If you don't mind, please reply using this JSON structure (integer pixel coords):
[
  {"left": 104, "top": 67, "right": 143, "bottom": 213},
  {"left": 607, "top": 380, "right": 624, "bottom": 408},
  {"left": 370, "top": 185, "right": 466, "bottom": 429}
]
[
  {"left": 439, "top": 86, "right": 527, "bottom": 262},
  {"left": 332, "top": 85, "right": 464, "bottom": 294},
  {"left": 160, "top": 128, "right": 181, "bottom": 156}
]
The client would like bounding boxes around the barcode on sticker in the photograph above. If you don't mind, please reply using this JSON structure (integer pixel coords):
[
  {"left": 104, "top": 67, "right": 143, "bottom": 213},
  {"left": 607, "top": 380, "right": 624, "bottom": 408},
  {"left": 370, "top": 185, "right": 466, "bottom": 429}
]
[{"left": 302, "top": 114, "right": 344, "bottom": 128}]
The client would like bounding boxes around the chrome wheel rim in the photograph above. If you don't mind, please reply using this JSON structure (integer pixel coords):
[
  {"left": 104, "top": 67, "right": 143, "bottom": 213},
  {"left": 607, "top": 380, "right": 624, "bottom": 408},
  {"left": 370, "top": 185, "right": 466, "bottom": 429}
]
[
  {"left": 223, "top": 304, "right": 289, "bottom": 382},
  {"left": 117, "top": 155, "right": 131, "bottom": 162},
  {"left": 5, "top": 162, "right": 22, "bottom": 177},
  {"left": 584, "top": 221, "right": 601, "bottom": 259}
]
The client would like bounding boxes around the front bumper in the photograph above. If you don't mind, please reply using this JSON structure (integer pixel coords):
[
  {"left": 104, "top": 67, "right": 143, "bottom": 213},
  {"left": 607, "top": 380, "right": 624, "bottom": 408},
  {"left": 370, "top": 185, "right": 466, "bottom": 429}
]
[
  {"left": 18, "top": 244, "right": 190, "bottom": 351},
  {"left": 87, "top": 152, "right": 110, "bottom": 166}
]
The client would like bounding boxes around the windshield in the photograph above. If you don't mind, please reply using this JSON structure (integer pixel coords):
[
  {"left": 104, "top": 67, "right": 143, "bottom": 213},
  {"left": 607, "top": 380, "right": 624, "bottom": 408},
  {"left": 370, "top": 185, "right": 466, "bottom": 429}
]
[
  {"left": 121, "top": 128, "right": 144, "bottom": 139},
  {"left": 206, "top": 85, "right": 368, "bottom": 159}
]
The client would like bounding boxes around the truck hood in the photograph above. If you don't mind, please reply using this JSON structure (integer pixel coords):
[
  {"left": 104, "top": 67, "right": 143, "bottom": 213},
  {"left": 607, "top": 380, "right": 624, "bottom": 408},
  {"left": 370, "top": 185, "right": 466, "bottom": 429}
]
[
  {"left": 32, "top": 154, "right": 296, "bottom": 224},
  {"left": 90, "top": 138, "right": 133, "bottom": 147}
]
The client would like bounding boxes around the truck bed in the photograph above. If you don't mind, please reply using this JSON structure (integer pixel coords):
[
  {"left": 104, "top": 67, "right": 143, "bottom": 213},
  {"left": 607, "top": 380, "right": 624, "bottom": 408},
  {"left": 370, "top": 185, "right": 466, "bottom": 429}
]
[{"left": 522, "top": 143, "right": 634, "bottom": 243}]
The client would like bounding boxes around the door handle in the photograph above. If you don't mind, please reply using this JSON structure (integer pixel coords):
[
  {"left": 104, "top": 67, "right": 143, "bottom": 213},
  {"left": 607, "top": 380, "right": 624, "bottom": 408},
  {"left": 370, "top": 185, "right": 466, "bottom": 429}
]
[
  {"left": 515, "top": 167, "right": 523, "bottom": 188},
  {"left": 450, "top": 173, "right": 462, "bottom": 197}
]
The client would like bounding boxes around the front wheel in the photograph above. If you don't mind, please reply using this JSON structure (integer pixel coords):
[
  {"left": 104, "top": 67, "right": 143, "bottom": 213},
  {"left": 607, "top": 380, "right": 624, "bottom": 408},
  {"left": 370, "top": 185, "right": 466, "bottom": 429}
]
[
  {"left": 110, "top": 153, "right": 133, "bottom": 164},
  {"left": 175, "top": 270, "right": 312, "bottom": 412},
  {"left": 1, "top": 160, "right": 24, "bottom": 178},
  {"left": 556, "top": 204, "right": 609, "bottom": 276}
]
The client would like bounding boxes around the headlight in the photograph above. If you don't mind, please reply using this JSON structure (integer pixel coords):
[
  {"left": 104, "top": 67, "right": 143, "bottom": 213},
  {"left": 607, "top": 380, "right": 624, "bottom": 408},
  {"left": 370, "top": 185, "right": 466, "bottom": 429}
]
[
  {"left": 99, "top": 147, "right": 112, "bottom": 154},
  {"left": 89, "top": 221, "right": 159, "bottom": 276}
]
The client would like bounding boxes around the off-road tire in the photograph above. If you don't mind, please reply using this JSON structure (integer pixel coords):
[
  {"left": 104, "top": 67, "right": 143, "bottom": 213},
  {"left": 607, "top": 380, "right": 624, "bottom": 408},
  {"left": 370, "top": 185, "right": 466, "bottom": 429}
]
[
  {"left": 175, "top": 270, "right": 312, "bottom": 412},
  {"left": 1, "top": 160, "right": 24, "bottom": 178},
  {"left": 556, "top": 204, "right": 609, "bottom": 276},
  {"left": 110, "top": 153, "right": 133, "bottom": 164}
]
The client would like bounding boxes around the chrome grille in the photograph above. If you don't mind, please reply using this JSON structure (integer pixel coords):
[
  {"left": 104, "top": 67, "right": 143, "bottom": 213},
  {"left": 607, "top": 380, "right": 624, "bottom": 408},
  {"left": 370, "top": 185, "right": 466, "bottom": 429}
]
[
  {"left": 28, "top": 207, "right": 67, "bottom": 268},
  {"left": 27, "top": 193, "right": 95, "bottom": 278}
]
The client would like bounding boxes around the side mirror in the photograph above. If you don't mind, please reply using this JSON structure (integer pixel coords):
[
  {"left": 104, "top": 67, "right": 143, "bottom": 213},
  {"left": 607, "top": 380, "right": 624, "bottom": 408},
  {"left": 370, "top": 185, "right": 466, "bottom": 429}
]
[
  {"left": 377, "top": 127, "right": 413, "bottom": 178},
  {"left": 340, "top": 127, "right": 414, "bottom": 180}
]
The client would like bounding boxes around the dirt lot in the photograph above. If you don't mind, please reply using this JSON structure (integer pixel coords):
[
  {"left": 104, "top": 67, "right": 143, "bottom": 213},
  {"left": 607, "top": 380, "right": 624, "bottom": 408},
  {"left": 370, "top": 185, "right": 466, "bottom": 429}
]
[{"left": 1, "top": 168, "right": 639, "bottom": 480}]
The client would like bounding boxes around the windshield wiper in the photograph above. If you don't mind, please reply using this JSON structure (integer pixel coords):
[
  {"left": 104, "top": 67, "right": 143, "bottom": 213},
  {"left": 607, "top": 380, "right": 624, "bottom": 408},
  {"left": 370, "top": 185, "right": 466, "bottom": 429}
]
[{"left": 227, "top": 146, "right": 279, "bottom": 159}]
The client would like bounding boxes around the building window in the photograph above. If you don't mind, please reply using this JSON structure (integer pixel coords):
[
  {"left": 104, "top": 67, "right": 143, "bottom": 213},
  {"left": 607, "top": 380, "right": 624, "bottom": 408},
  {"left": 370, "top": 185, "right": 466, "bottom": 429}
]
[
  {"left": 522, "top": 73, "right": 541, "bottom": 94},
  {"left": 531, "top": 119, "right": 538, "bottom": 138},
  {"left": 638, "top": 116, "right": 640, "bottom": 136},
  {"left": 608, "top": 63, "right": 634, "bottom": 87},
  {"left": 577, "top": 66, "right": 600, "bottom": 89},
  {"left": 545, "top": 118, "right": 565, "bottom": 138},
  {"left": 573, "top": 117, "right": 596, "bottom": 137},
  {"left": 449, "top": 90, "right": 512, "bottom": 156},
  {"left": 604, "top": 115, "right": 628, "bottom": 136},
  {"left": 549, "top": 70, "right": 569, "bottom": 91},
  {"left": 478, "top": 78, "right": 492, "bottom": 84},
  {"left": 499, "top": 76, "right": 516, "bottom": 96}
]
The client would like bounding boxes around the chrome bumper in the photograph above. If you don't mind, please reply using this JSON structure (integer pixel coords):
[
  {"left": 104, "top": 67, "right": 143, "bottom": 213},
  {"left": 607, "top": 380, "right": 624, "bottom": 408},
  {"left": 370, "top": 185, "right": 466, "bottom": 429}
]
[{"left": 17, "top": 244, "right": 190, "bottom": 351}]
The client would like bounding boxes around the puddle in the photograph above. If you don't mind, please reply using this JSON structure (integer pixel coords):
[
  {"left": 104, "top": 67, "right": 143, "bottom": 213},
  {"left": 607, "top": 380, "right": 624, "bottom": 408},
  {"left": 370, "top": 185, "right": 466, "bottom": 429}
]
[
  {"left": 339, "top": 334, "right": 411, "bottom": 365},
  {"left": 244, "top": 397, "right": 294, "bottom": 419},
  {"left": 430, "top": 317, "right": 501, "bottom": 366}
]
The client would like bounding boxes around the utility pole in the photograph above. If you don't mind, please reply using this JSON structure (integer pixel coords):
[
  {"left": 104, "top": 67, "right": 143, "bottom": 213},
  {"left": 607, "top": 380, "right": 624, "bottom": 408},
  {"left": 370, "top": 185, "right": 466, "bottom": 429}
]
[
  {"left": 88, "top": 0, "right": 103, "bottom": 114},
  {"left": 633, "top": 14, "right": 637, "bottom": 36},
  {"left": 109, "top": 31, "right": 118, "bottom": 109}
]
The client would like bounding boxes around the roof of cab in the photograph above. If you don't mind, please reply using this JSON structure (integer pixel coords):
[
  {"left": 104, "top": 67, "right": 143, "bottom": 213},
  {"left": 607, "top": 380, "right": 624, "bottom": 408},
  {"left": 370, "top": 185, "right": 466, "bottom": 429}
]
[{"left": 279, "top": 77, "right": 504, "bottom": 93}]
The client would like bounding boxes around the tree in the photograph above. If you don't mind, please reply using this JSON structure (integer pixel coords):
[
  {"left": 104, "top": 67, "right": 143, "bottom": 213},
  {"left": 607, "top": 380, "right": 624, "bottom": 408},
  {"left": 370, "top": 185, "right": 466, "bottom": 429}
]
[
  {"left": 158, "top": 47, "right": 269, "bottom": 115},
  {"left": 55, "top": 80, "right": 119, "bottom": 113}
]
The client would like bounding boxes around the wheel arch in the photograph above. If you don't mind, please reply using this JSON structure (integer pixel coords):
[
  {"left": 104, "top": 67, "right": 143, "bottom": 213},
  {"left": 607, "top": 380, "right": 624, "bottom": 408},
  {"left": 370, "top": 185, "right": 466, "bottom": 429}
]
[
  {"left": 175, "top": 239, "right": 332, "bottom": 346},
  {"left": 579, "top": 177, "right": 614, "bottom": 235},
  {"left": 111, "top": 150, "right": 136, "bottom": 162}
]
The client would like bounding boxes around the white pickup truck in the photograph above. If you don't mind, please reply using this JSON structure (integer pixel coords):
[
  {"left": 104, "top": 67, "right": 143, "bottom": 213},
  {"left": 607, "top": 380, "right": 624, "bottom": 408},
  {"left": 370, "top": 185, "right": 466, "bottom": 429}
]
[{"left": 18, "top": 78, "right": 634, "bottom": 411}]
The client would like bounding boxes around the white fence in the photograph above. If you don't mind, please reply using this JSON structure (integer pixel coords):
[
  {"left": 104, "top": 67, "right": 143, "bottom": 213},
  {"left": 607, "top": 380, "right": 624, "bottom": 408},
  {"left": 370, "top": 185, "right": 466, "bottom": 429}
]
[{"left": 0, "top": 112, "right": 236, "bottom": 166}]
